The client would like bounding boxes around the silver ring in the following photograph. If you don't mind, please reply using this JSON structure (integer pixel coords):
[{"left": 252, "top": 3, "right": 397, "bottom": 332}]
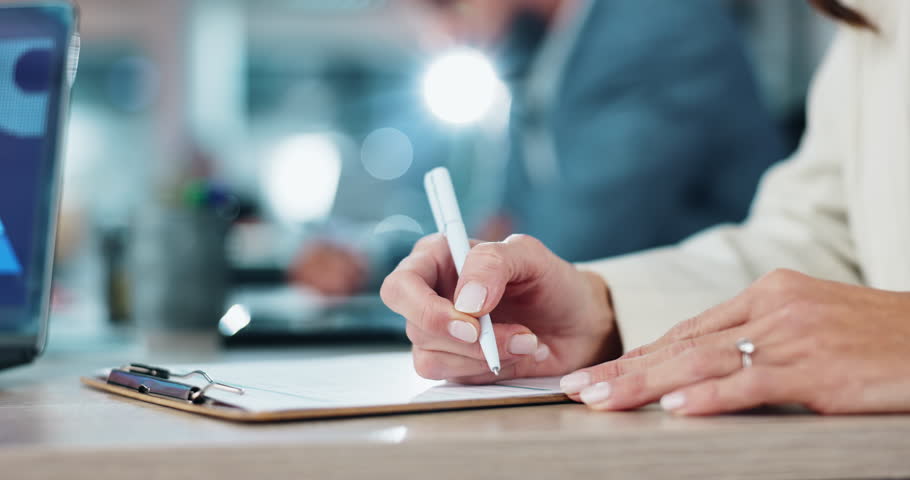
[{"left": 736, "top": 338, "right": 755, "bottom": 368}]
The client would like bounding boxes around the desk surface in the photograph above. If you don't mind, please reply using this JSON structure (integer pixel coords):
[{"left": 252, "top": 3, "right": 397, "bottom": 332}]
[{"left": 3, "top": 342, "right": 910, "bottom": 480}]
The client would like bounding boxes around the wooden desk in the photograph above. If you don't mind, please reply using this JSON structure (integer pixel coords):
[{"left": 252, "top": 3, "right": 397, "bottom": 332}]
[{"left": 3, "top": 346, "right": 910, "bottom": 480}]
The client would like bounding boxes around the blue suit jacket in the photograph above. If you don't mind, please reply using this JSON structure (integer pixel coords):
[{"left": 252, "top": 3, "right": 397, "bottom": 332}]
[{"left": 504, "top": 0, "right": 785, "bottom": 261}]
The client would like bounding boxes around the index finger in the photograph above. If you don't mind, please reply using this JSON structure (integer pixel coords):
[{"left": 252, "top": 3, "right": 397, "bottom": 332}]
[
  {"left": 381, "top": 234, "right": 452, "bottom": 319},
  {"left": 396, "top": 233, "right": 483, "bottom": 297},
  {"left": 381, "top": 234, "right": 486, "bottom": 338}
]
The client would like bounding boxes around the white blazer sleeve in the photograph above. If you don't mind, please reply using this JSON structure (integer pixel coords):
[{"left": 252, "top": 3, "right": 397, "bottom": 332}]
[{"left": 580, "top": 30, "right": 863, "bottom": 350}]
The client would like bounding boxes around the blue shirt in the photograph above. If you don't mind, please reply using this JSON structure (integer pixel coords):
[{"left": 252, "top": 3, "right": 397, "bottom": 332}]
[{"left": 503, "top": 0, "right": 785, "bottom": 261}]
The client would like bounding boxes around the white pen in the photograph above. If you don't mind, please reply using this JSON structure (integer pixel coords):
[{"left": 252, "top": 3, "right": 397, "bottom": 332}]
[{"left": 424, "top": 167, "right": 501, "bottom": 376}]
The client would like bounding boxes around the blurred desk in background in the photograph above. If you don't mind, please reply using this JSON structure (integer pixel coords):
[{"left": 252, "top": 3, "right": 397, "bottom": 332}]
[{"left": 3, "top": 345, "right": 910, "bottom": 480}]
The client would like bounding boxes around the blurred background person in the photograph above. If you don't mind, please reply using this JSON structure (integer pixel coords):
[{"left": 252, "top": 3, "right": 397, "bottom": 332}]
[
  {"left": 40, "top": 0, "right": 829, "bottom": 348},
  {"left": 292, "top": 0, "right": 785, "bottom": 295}
]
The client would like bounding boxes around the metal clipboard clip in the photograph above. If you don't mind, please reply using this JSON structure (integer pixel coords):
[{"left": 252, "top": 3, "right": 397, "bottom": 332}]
[{"left": 106, "top": 363, "right": 244, "bottom": 405}]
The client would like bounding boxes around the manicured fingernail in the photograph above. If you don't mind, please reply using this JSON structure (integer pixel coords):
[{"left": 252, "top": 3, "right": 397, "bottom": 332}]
[
  {"left": 560, "top": 371, "right": 591, "bottom": 395},
  {"left": 534, "top": 344, "right": 550, "bottom": 362},
  {"left": 580, "top": 382, "right": 612, "bottom": 405},
  {"left": 508, "top": 334, "right": 538, "bottom": 355},
  {"left": 448, "top": 320, "right": 478, "bottom": 343},
  {"left": 660, "top": 392, "right": 686, "bottom": 411},
  {"left": 454, "top": 282, "right": 487, "bottom": 314}
]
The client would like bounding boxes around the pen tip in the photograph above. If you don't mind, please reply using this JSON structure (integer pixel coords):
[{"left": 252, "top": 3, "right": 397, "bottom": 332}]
[{"left": 492, "top": 367, "right": 500, "bottom": 376}]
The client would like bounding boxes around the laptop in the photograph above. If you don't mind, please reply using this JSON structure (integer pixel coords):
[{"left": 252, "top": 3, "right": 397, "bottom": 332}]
[{"left": 0, "top": 2, "right": 79, "bottom": 370}]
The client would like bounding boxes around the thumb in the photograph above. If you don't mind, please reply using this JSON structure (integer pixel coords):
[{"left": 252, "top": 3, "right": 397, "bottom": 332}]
[{"left": 453, "top": 234, "right": 550, "bottom": 318}]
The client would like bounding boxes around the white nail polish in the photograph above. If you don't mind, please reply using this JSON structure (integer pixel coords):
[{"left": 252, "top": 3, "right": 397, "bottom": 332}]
[
  {"left": 454, "top": 282, "right": 487, "bottom": 314},
  {"left": 580, "top": 382, "right": 612, "bottom": 405},
  {"left": 660, "top": 392, "right": 686, "bottom": 411},
  {"left": 534, "top": 344, "right": 550, "bottom": 362},
  {"left": 508, "top": 334, "right": 538, "bottom": 355},
  {"left": 447, "top": 320, "right": 478, "bottom": 343},
  {"left": 560, "top": 371, "right": 592, "bottom": 395}
]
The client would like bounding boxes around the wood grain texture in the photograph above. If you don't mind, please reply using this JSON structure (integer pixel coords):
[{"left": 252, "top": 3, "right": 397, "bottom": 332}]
[{"left": 3, "top": 348, "right": 910, "bottom": 479}]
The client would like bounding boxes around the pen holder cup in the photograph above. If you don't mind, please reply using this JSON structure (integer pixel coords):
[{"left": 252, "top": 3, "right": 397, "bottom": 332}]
[{"left": 130, "top": 206, "right": 230, "bottom": 334}]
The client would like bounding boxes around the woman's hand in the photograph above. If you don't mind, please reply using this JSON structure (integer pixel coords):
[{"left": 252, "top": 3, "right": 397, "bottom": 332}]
[
  {"left": 290, "top": 241, "right": 368, "bottom": 296},
  {"left": 560, "top": 269, "right": 910, "bottom": 415},
  {"left": 381, "top": 233, "right": 621, "bottom": 384}
]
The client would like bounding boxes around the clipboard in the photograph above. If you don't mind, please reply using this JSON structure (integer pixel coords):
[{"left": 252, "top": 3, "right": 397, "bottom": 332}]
[{"left": 81, "top": 353, "right": 569, "bottom": 423}]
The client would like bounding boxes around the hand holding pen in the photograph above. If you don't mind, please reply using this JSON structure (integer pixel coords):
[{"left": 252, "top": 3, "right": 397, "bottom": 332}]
[
  {"left": 424, "top": 168, "right": 502, "bottom": 375},
  {"left": 381, "top": 167, "right": 622, "bottom": 384}
]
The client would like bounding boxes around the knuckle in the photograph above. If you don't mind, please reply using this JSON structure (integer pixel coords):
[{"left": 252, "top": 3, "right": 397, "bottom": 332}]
[
  {"left": 621, "top": 346, "right": 646, "bottom": 359},
  {"left": 779, "top": 301, "right": 819, "bottom": 334},
  {"left": 472, "top": 241, "right": 504, "bottom": 257},
  {"left": 760, "top": 268, "right": 806, "bottom": 293},
  {"left": 597, "top": 361, "right": 623, "bottom": 380},
  {"left": 621, "top": 373, "right": 647, "bottom": 397},
  {"left": 470, "top": 243, "right": 507, "bottom": 270},
  {"left": 395, "top": 252, "right": 428, "bottom": 274},
  {"left": 686, "top": 349, "right": 713, "bottom": 378},
  {"left": 669, "top": 317, "right": 700, "bottom": 340},
  {"left": 412, "top": 351, "right": 444, "bottom": 380},
  {"left": 417, "top": 294, "right": 446, "bottom": 331},
  {"left": 379, "top": 273, "right": 402, "bottom": 306},
  {"left": 414, "top": 233, "right": 444, "bottom": 252},
  {"left": 404, "top": 323, "right": 424, "bottom": 346},
  {"left": 764, "top": 309, "right": 789, "bottom": 331},
  {"left": 667, "top": 338, "right": 698, "bottom": 357},
  {"left": 785, "top": 299, "right": 814, "bottom": 318},
  {"left": 504, "top": 233, "right": 542, "bottom": 250},
  {"left": 768, "top": 268, "right": 799, "bottom": 283}
]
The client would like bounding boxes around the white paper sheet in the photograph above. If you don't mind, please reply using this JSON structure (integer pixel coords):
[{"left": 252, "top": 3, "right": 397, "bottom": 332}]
[{"left": 166, "top": 352, "right": 563, "bottom": 413}]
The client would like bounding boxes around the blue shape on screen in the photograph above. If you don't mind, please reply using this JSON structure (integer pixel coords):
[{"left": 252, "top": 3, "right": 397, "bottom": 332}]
[
  {"left": 0, "top": 219, "right": 21, "bottom": 275},
  {"left": 0, "top": 38, "right": 53, "bottom": 138}
]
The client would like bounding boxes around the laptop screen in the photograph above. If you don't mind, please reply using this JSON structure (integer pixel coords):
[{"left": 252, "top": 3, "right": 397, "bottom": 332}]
[
  {"left": 0, "top": 7, "right": 72, "bottom": 336},
  {"left": 0, "top": 38, "right": 54, "bottom": 305}
]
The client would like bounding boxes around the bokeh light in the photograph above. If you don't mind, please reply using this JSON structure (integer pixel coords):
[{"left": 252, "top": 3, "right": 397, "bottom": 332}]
[
  {"left": 218, "top": 304, "right": 251, "bottom": 336},
  {"left": 361, "top": 127, "right": 413, "bottom": 180},
  {"left": 263, "top": 133, "right": 342, "bottom": 225},
  {"left": 373, "top": 214, "right": 424, "bottom": 236},
  {"left": 421, "top": 49, "right": 503, "bottom": 125}
]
